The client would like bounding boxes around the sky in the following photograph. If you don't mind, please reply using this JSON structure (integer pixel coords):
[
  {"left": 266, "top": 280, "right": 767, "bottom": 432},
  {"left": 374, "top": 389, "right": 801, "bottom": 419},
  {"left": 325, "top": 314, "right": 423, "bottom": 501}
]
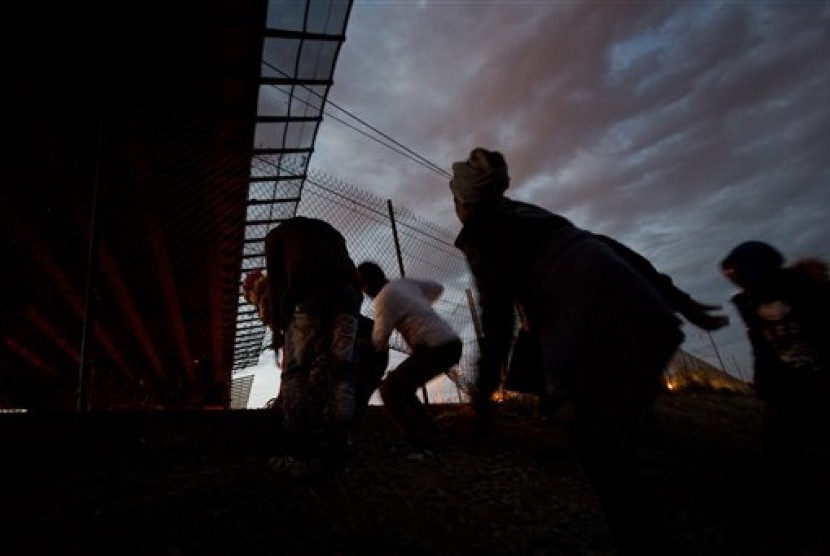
[{"left": 244, "top": 1, "right": 829, "bottom": 406}]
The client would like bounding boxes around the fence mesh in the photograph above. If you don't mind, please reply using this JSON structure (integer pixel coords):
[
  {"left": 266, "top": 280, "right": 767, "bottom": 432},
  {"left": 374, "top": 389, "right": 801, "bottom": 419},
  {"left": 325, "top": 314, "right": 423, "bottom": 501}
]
[{"left": 235, "top": 159, "right": 481, "bottom": 397}]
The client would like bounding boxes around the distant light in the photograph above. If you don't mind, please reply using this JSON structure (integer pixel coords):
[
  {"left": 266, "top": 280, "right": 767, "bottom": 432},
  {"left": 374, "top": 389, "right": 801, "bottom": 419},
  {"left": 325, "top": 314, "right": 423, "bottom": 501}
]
[{"left": 0, "top": 408, "right": 28, "bottom": 414}]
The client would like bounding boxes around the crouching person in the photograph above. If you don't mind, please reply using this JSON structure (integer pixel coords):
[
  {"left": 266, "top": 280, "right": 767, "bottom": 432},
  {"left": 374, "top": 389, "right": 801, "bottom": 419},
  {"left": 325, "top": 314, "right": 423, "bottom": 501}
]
[{"left": 357, "top": 261, "right": 462, "bottom": 458}]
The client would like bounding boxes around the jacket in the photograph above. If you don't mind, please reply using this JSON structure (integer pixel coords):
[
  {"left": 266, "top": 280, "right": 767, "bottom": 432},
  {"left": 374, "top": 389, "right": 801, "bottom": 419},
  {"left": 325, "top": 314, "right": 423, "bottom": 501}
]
[
  {"left": 265, "top": 216, "right": 361, "bottom": 328},
  {"left": 455, "top": 197, "right": 684, "bottom": 410}
]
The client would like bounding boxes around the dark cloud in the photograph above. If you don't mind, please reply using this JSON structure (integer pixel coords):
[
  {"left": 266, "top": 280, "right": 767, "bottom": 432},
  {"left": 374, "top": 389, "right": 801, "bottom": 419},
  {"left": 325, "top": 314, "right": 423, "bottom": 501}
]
[{"left": 312, "top": 1, "right": 830, "bottom": 379}]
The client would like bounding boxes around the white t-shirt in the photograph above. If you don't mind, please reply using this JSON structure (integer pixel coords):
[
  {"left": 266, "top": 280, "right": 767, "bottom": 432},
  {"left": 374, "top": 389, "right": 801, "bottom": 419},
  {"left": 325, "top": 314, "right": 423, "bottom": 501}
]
[{"left": 371, "top": 278, "right": 460, "bottom": 350}]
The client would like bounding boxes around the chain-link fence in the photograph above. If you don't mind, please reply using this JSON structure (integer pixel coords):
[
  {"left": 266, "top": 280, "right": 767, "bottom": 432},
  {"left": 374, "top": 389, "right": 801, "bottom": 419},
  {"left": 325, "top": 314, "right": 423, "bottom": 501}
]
[
  {"left": 235, "top": 156, "right": 481, "bottom": 399},
  {"left": 233, "top": 156, "right": 740, "bottom": 408}
]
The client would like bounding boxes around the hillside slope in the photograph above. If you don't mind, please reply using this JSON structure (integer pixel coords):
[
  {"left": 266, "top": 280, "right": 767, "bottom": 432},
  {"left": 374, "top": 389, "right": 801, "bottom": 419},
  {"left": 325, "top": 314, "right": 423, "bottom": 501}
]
[{"left": 4, "top": 390, "right": 828, "bottom": 555}]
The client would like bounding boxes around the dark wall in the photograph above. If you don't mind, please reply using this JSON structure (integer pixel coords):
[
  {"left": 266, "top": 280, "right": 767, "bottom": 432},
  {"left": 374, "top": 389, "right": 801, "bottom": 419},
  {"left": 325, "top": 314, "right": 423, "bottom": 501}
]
[{"left": 4, "top": 1, "right": 268, "bottom": 409}]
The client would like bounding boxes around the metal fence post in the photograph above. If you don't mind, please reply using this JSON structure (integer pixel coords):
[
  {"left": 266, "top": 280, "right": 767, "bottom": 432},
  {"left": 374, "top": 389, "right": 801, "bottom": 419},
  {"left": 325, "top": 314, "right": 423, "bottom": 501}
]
[{"left": 77, "top": 101, "right": 108, "bottom": 413}]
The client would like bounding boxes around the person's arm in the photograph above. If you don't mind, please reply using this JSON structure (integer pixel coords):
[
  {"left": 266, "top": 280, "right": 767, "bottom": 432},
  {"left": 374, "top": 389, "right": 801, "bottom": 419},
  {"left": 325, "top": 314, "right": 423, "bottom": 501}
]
[
  {"left": 371, "top": 289, "right": 396, "bottom": 351},
  {"left": 414, "top": 279, "right": 444, "bottom": 303},
  {"left": 254, "top": 276, "right": 273, "bottom": 328},
  {"left": 596, "top": 234, "right": 728, "bottom": 330},
  {"left": 731, "top": 293, "right": 775, "bottom": 399},
  {"left": 476, "top": 279, "right": 514, "bottom": 398},
  {"left": 462, "top": 245, "right": 514, "bottom": 403}
]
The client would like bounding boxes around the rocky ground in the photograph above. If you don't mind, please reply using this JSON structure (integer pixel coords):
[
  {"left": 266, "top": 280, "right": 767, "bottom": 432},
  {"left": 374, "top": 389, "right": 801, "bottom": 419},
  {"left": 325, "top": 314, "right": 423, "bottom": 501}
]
[{"left": 3, "top": 389, "right": 828, "bottom": 555}]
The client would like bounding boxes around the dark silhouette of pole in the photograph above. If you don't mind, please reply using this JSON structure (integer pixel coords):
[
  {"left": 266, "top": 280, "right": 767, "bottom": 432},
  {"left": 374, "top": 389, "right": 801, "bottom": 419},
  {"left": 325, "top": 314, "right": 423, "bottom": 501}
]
[
  {"left": 387, "top": 200, "right": 406, "bottom": 278},
  {"left": 78, "top": 98, "right": 107, "bottom": 413},
  {"left": 387, "top": 199, "right": 429, "bottom": 405}
]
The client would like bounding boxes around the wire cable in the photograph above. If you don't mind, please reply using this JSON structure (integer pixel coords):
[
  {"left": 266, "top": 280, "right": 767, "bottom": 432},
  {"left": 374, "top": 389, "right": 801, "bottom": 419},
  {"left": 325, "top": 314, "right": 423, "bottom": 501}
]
[{"left": 262, "top": 61, "right": 451, "bottom": 178}]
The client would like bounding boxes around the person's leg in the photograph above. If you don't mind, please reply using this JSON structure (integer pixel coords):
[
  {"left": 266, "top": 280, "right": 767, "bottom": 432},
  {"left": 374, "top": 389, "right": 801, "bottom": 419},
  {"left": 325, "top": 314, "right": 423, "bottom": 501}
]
[
  {"left": 572, "top": 404, "right": 672, "bottom": 556},
  {"left": 320, "top": 310, "right": 359, "bottom": 472},
  {"left": 566, "top": 332, "right": 679, "bottom": 556},
  {"left": 762, "top": 400, "right": 807, "bottom": 507},
  {"left": 354, "top": 351, "right": 387, "bottom": 418},
  {"left": 380, "top": 340, "right": 461, "bottom": 451},
  {"left": 353, "top": 318, "right": 389, "bottom": 419},
  {"left": 278, "top": 311, "right": 324, "bottom": 470}
]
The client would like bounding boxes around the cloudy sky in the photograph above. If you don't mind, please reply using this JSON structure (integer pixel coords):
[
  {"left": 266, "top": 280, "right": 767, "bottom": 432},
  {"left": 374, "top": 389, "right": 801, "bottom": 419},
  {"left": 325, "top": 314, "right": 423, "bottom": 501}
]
[{"left": 296, "top": 0, "right": 830, "bottom": 385}]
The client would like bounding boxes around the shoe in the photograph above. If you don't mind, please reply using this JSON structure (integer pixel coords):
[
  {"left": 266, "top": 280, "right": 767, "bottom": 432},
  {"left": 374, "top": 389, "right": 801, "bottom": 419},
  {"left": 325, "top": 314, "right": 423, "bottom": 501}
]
[{"left": 267, "top": 455, "right": 322, "bottom": 479}]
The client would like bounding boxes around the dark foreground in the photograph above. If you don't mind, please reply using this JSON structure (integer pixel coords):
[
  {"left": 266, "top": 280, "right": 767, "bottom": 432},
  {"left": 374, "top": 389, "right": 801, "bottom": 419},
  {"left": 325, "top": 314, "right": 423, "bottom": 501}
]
[{"left": 3, "top": 391, "right": 828, "bottom": 555}]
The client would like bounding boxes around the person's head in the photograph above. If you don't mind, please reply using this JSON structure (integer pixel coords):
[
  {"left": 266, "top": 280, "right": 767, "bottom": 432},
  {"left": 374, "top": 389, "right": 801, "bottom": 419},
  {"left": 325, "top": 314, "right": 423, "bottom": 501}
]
[
  {"left": 449, "top": 147, "right": 510, "bottom": 224},
  {"left": 356, "top": 261, "right": 388, "bottom": 298},
  {"left": 720, "top": 241, "right": 784, "bottom": 290}
]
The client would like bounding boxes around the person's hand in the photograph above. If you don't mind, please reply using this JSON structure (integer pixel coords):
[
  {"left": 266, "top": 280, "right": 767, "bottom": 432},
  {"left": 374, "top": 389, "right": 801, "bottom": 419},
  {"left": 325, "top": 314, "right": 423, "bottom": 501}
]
[
  {"left": 242, "top": 269, "right": 260, "bottom": 289},
  {"left": 680, "top": 300, "right": 729, "bottom": 331},
  {"left": 242, "top": 269, "right": 265, "bottom": 300}
]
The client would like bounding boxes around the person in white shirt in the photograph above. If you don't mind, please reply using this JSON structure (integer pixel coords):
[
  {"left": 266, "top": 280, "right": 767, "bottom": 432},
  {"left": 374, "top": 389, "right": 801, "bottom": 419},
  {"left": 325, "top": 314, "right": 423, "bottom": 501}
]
[{"left": 357, "top": 261, "right": 462, "bottom": 455}]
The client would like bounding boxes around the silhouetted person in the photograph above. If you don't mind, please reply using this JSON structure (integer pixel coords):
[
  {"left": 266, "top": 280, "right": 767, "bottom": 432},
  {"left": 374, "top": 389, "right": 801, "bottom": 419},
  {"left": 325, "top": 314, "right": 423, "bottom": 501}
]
[
  {"left": 721, "top": 241, "right": 829, "bottom": 510},
  {"left": 263, "top": 216, "right": 363, "bottom": 478},
  {"left": 450, "top": 147, "right": 728, "bottom": 556},
  {"left": 357, "top": 261, "right": 462, "bottom": 458}
]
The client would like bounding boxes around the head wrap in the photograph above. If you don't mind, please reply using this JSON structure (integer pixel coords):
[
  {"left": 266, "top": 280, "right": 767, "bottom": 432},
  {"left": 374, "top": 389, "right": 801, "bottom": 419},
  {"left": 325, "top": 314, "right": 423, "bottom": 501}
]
[
  {"left": 449, "top": 148, "right": 510, "bottom": 204},
  {"left": 720, "top": 241, "right": 784, "bottom": 288}
]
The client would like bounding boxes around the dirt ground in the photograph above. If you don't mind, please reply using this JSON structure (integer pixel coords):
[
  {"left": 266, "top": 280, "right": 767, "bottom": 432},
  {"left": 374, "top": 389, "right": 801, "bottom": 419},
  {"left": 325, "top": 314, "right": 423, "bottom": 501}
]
[{"left": 3, "top": 390, "right": 828, "bottom": 555}]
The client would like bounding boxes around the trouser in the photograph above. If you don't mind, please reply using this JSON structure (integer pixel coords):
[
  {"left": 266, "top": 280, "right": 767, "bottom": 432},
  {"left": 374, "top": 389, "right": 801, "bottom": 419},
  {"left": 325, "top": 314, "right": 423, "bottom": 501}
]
[
  {"left": 571, "top": 408, "right": 672, "bottom": 556},
  {"left": 380, "top": 339, "right": 462, "bottom": 450},
  {"left": 761, "top": 387, "right": 830, "bottom": 508},
  {"left": 566, "top": 338, "right": 680, "bottom": 556},
  {"left": 281, "top": 308, "right": 358, "bottom": 466}
]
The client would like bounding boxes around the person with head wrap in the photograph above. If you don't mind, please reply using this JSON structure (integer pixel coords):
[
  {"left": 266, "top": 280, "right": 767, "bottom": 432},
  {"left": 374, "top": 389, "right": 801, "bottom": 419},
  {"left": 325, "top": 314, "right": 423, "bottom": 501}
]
[
  {"left": 721, "top": 241, "right": 829, "bottom": 511},
  {"left": 450, "top": 147, "right": 728, "bottom": 556}
]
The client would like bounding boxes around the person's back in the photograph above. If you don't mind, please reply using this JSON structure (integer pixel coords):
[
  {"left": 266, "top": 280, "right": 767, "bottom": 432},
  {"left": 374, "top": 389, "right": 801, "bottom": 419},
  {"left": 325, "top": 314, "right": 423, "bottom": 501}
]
[
  {"left": 456, "top": 194, "right": 685, "bottom": 415},
  {"left": 266, "top": 216, "right": 361, "bottom": 326},
  {"left": 373, "top": 278, "right": 459, "bottom": 351}
]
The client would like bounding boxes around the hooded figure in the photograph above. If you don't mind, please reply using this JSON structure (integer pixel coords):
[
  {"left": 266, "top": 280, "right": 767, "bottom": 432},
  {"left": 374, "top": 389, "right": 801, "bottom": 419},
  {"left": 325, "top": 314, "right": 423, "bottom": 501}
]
[
  {"left": 721, "top": 241, "right": 829, "bottom": 400},
  {"left": 452, "top": 147, "right": 727, "bottom": 556},
  {"left": 721, "top": 241, "right": 829, "bottom": 509}
]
